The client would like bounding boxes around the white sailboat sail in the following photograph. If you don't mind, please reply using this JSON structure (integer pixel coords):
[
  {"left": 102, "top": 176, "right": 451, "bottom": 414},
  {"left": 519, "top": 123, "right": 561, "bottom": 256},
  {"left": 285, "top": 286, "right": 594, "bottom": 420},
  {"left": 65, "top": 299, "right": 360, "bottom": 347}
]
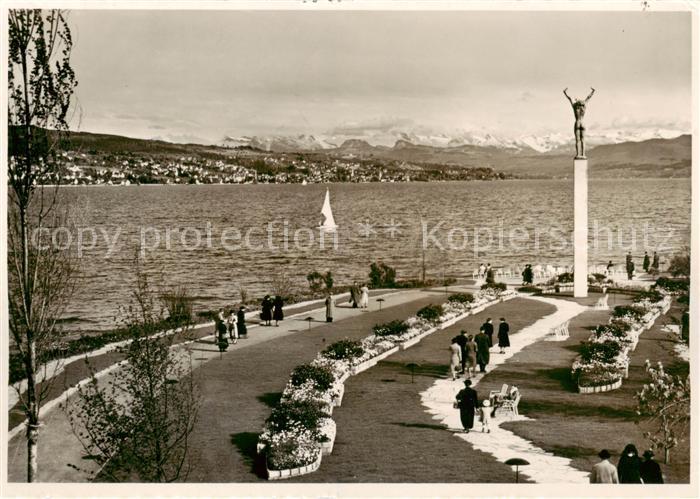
[{"left": 319, "top": 188, "right": 337, "bottom": 231}]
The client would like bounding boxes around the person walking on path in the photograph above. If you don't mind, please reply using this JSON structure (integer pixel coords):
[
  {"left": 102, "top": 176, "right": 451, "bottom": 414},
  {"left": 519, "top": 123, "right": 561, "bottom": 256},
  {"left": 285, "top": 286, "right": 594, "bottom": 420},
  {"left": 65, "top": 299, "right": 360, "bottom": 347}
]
[
  {"left": 360, "top": 284, "right": 369, "bottom": 309},
  {"left": 452, "top": 330, "right": 468, "bottom": 373},
  {"left": 643, "top": 252, "right": 650, "bottom": 272},
  {"left": 216, "top": 318, "right": 229, "bottom": 352},
  {"left": 261, "top": 295, "right": 273, "bottom": 326},
  {"left": 652, "top": 251, "right": 659, "bottom": 271},
  {"left": 497, "top": 317, "right": 510, "bottom": 354},
  {"left": 606, "top": 260, "right": 614, "bottom": 277},
  {"left": 325, "top": 294, "right": 335, "bottom": 322},
  {"left": 640, "top": 450, "right": 663, "bottom": 484},
  {"left": 455, "top": 379, "right": 478, "bottom": 433},
  {"left": 479, "top": 400, "right": 492, "bottom": 433},
  {"left": 349, "top": 282, "right": 360, "bottom": 308},
  {"left": 449, "top": 338, "right": 462, "bottom": 381},
  {"left": 522, "top": 264, "right": 533, "bottom": 285},
  {"left": 482, "top": 318, "right": 494, "bottom": 347},
  {"left": 485, "top": 263, "right": 494, "bottom": 284},
  {"left": 464, "top": 334, "right": 477, "bottom": 378},
  {"left": 237, "top": 305, "right": 248, "bottom": 338},
  {"left": 474, "top": 328, "right": 490, "bottom": 373},
  {"left": 590, "top": 449, "right": 619, "bottom": 484},
  {"left": 273, "top": 295, "right": 284, "bottom": 326},
  {"left": 478, "top": 263, "right": 486, "bottom": 279},
  {"left": 226, "top": 309, "right": 238, "bottom": 343},
  {"left": 617, "top": 443, "right": 643, "bottom": 483},
  {"left": 626, "top": 252, "right": 634, "bottom": 280}
]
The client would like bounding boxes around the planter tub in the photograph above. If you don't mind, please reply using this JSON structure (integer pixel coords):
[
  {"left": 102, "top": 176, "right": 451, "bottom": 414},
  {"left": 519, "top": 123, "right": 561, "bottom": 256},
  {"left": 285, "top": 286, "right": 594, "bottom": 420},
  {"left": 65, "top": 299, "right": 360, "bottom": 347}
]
[
  {"left": 578, "top": 377, "right": 623, "bottom": 394},
  {"left": 333, "top": 384, "right": 345, "bottom": 407},
  {"left": 267, "top": 449, "right": 323, "bottom": 480},
  {"left": 320, "top": 419, "right": 336, "bottom": 455}
]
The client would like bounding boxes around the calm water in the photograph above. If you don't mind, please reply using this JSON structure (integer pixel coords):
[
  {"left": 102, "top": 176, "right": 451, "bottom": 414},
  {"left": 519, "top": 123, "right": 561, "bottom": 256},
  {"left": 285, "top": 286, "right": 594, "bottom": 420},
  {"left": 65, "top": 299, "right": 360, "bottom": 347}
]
[{"left": 52, "top": 179, "right": 690, "bottom": 333}]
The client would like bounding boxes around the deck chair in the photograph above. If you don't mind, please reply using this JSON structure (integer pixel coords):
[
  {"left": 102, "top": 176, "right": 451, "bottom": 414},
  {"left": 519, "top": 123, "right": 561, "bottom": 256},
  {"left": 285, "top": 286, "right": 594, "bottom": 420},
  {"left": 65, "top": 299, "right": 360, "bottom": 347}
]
[
  {"left": 498, "top": 387, "right": 521, "bottom": 417},
  {"left": 489, "top": 383, "right": 509, "bottom": 403}
]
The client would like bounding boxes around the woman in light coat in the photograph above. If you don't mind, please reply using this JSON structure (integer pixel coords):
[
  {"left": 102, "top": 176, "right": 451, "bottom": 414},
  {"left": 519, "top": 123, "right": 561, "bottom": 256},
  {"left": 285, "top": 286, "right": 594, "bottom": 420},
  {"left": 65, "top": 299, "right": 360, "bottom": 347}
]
[
  {"left": 360, "top": 284, "right": 369, "bottom": 308},
  {"left": 449, "top": 338, "right": 462, "bottom": 381}
]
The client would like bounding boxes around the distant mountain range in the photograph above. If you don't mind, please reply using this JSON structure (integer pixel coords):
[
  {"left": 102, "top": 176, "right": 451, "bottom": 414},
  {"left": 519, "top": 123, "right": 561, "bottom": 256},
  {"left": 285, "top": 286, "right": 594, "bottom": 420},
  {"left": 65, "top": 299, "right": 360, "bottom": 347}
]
[
  {"left": 63, "top": 129, "right": 691, "bottom": 179},
  {"left": 220, "top": 127, "right": 687, "bottom": 154}
]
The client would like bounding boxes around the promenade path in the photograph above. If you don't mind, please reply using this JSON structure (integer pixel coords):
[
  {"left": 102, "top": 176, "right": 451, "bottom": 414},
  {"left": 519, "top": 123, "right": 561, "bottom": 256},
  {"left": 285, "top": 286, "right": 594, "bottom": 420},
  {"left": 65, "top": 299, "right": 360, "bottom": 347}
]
[{"left": 6, "top": 285, "right": 465, "bottom": 482}]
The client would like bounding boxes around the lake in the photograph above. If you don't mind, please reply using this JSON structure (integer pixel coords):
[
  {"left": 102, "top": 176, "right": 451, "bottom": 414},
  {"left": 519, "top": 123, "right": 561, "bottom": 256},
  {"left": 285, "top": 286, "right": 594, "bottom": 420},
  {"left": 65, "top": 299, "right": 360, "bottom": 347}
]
[{"left": 50, "top": 178, "right": 690, "bottom": 333}]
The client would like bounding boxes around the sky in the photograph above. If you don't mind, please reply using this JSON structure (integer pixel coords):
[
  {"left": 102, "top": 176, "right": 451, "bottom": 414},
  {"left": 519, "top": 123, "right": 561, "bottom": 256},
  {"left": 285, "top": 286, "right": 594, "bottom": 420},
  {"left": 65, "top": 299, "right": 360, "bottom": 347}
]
[{"left": 65, "top": 9, "right": 692, "bottom": 144}]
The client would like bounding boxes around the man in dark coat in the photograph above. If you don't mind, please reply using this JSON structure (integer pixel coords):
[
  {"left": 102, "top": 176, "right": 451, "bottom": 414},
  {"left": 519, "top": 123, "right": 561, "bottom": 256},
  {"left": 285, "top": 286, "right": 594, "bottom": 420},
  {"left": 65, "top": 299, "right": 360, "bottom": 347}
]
[
  {"left": 498, "top": 317, "right": 510, "bottom": 354},
  {"left": 626, "top": 252, "right": 634, "bottom": 280},
  {"left": 652, "top": 251, "right": 659, "bottom": 271},
  {"left": 481, "top": 318, "right": 494, "bottom": 347},
  {"left": 643, "top": 252, "right": 650, "bottom": 272},
  {"left": 455, "top": 379, "right": 478, "bottom": 432},
  {"left": 237, "top": 306, "right": 248, "bottom": 338},
  {"left": 452, "top": 330, "right": 468, "bottom": 373},
  {"left": 640, "top": 450, "right": 663, "bottom": 484},
  {"left": 474, "top": 328, "right": 490, "bottom": 372}
]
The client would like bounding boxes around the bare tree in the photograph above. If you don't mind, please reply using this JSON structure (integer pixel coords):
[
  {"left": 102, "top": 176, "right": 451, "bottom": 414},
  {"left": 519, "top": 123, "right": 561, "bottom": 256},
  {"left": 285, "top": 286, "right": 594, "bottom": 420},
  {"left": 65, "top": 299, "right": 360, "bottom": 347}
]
[
  {"left": 66, "top": 269, "right": 199, "bottom": 482},
  {"left": 7, "top": 9, "right": 78, "bottom": 482}
]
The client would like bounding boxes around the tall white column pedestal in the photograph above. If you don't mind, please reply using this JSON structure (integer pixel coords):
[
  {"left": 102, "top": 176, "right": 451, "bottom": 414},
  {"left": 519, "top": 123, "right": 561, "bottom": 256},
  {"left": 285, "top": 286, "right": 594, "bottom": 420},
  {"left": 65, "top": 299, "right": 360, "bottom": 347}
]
[{"left": 574, "top": 158, "right": 588, "bottom": 297}]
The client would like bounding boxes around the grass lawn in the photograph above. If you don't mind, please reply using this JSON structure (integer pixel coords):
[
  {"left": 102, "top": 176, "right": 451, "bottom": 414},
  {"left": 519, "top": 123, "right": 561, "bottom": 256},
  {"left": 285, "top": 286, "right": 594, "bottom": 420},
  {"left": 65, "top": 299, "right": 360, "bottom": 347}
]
[
  {"left": 178, "top": 291, "right": 458, "bottom": 482},
  {"left": 292, "top": 297, "right": 557, "bottom": 482},
  {"left": 487, "top": 295, "right": 691, "bottom": 483}
]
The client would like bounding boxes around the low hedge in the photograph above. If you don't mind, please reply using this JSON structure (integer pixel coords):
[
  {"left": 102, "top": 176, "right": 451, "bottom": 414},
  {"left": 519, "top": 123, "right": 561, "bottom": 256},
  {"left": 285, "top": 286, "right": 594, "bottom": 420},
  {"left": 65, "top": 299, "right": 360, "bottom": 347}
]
[
  {"left": 373, "top": 319, "right": 410, "bottom": 337},
  {"left": 290, "top": 364, "right": 335, "bottom": 391},
  {"left": 416, "top": 303, "right": 444, "bottom": 323},
  {"left": 322, "top": 339, "right": 364, "bottom": 360},
  {"left": 480, "top": 281, "right": 507, "bottom": 291},
  {"left": 654, "top": 277, "right": 689, "bottom": 294},
  {"left": 447, "top": 292, "right": 474, "bottom": 304}
]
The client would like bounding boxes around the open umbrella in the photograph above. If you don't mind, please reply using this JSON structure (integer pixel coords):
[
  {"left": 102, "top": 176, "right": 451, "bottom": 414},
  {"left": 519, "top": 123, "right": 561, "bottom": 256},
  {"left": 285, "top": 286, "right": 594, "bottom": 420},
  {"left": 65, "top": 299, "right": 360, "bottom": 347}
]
[{"left": 505, "top": 457, "right": 530, "bottom": 483}]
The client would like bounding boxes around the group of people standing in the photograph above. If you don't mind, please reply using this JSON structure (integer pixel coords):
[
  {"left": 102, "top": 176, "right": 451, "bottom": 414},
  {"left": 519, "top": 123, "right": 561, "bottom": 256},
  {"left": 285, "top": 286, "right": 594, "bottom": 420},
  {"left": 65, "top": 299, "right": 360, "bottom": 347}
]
[
  {"left": 591, "top": 443, "right": 664, "bottom": 484},
  {"left": 260, "top": 294, "right": 285, "bottom": 327},
  {"left": 349, "top": 282, "right": 370, "bottom": 309},
  {"left": 215, "top": 305, "right": 248, "bottom": 351},
  {"left": 449, "top": 317, "right": 511, "bottom": 380},
  {"left": 477, "top": 263, "right": 494, "bottom": 283},
  {"left": 606, "top": 251, "right": 660, "bottom": 280},
  {"left": 213, "top": 293, "right": 284, "bottom": 351}
]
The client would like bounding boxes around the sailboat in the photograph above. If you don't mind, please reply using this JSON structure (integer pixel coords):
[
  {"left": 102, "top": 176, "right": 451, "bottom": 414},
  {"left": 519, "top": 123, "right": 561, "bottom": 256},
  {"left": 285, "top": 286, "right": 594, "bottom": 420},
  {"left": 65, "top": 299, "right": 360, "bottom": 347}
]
[{"left": 318, "top": 188, "right": 338, "bottom": 232}]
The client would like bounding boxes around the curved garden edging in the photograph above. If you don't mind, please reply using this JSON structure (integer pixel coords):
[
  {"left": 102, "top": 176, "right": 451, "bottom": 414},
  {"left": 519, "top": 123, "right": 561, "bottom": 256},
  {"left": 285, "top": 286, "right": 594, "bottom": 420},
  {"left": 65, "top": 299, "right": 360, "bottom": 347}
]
[
  {"left": 571, "top": 294, "right": 671, "bottom": 393},
  {"left": 266, "top": 448, "right": 323, "bottom": 480},
  {"left": 257, "top": 289, "right": 518, "bottom": 479},
  {"left": 577, "top": 377, "right": 623, "bottom": 394}
]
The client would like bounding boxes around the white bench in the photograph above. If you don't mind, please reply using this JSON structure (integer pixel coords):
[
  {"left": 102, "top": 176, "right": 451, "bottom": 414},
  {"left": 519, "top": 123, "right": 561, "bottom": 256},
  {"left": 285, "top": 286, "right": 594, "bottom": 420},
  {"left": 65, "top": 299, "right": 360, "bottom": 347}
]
[
  {"left": 545, "top": 319, "right": 570, "bottom": 341},
  {"left": 495, "top": 387, "right": 521, "bottom": 418}
]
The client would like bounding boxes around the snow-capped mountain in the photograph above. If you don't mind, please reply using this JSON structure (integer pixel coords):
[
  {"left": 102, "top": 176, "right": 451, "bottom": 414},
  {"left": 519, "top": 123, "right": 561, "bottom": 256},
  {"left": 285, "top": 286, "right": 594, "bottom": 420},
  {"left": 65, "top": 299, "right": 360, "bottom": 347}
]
[
  {"left": 220, "top": 126, "right": 688, "bottom": 154},
  {"left": 221, "top": 134, "right": 337, "bottom": 151}
]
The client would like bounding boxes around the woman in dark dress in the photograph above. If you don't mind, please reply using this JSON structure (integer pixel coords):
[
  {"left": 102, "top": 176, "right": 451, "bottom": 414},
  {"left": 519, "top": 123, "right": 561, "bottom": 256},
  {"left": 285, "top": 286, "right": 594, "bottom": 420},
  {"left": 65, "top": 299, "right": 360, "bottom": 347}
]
[
  {"left": 455, "top": 379, "right": 478, "bottom": 433},
  {"left": 237, "top": 306, "right": 247, "bottom": 338},
  {"left": 617, "top": 443, "right": 643, "bottom": 483},
  {"left": 260, "top": 295, "right": 272, "bottom": 326},
  {"left": 273, "top": 295, "right": 284, "bottom": 326},
  {"left": 497, "top": 317, "right": 510, "bottom": 354}
]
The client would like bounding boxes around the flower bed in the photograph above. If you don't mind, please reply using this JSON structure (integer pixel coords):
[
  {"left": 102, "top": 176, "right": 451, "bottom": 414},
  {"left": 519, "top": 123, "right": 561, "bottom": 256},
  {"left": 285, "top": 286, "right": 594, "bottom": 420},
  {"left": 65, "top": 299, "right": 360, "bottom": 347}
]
[
  {"left": 572, "top": 293, "right": 670, "bottom": 393},
  {"left": 257, "top": 287, "right": 518, "bottom": 478}
]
